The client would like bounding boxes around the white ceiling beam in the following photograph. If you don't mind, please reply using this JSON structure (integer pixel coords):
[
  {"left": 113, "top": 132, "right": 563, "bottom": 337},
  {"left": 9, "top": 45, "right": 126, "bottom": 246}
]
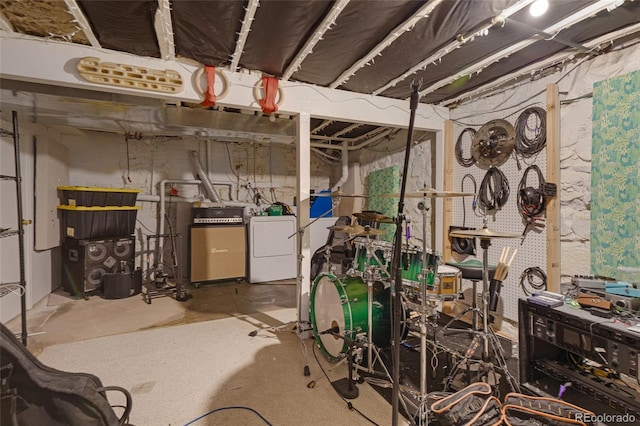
[
  {"left": 282, "top": 0, "right": 350, "bottom": 81},
  {"left": 0, "top": 11, "right": 15, "bottom": 32},
  {"left": 0, "top": 31, "right": 447, "bottom": 131},
  {"left": 230, "top": 0, "right": 260, "bottom": 71},
  {"left": 329, "top": 0, "right": 445, "bottom": 89},
  {"left": 312, "top": 120, "right": 334, "bottom": 134},
  {"left": 155, "top": 0, "right": 176, "bottom": 61},
  {"left": 63, "top": 0, "right": 101, "bottom": 47},
  {"left": 417, "top": 0, "right": 627, "bottom": 100},
  {"left": 443, "top": 21, "right": 640, "bottom": 106},
  {"left": 373, "top": 0, "right": 536, "bottom": 95}
]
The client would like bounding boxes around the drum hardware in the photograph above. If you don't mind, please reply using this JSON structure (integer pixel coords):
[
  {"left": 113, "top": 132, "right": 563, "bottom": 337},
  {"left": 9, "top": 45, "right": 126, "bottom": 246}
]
[
  {"left": 443, "top": 221, "right": 521, "bottom": 394},
  {"left": 351, "top": 236, "right": 392, "bottom": 281}
]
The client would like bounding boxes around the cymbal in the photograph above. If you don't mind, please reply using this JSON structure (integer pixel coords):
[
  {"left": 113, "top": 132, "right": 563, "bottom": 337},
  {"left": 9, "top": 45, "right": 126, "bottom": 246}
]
[
  {"left": 316, "top": 190, "right": 369, "bottom": 198},
  {"left": 354, "top": 227, "right": 385, "bottom": 237},
  {"left": 472, "top": 119, "right": 515, "bottom": 167},
  {"left": 449, "top": 227, "right": 522, "bottom": 240},
  {"left": 327, "top": 225, "right": 356, "bottom": 232},
  {"left": 383, "top": 188, "right": 475, "bottom": 198},
  {"left": 354, "top": 212, "right": 394, "bottom": 223}
]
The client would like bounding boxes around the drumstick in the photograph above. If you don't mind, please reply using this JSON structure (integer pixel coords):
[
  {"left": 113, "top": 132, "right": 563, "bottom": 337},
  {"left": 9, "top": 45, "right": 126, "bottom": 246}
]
[
  {"left": 495, "top": 247, "right": 508, "bottom": 280},
  {"left": 507, "top": 248, "right": 518, "bottom": 267}
]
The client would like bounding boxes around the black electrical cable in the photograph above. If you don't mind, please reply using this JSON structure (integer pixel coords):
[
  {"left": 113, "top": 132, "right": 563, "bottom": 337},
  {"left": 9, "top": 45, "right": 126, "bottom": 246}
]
[
  {"left": 183, "top": 406, "right": 273, "bottom": 425},
  {"left": 311, "top": 343, "right": 380, "bottom": 426},
  {"left": 455, "top": 127, "right": 477, "bottom": 167},
  {"left": 451, "top": 174, "right": 478, "bottom": 255},
  {"left": 514, "top": 107, "right": 546, "bottom": 158},
  {"left": 517, "top": 165, "right": 546, "bottom": 220},
  {"left": 477, "top": 167, "right": 510, "bottom": 213},
  {"left": 461, "top": 174, "right": 480, "bottom": 225},
  {"left": 520, "top": 267, "right": 547, "bottom": 296}
]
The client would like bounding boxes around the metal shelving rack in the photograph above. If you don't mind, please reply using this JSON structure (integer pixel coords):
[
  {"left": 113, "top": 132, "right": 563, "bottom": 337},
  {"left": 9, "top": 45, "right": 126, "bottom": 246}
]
[{"left": 1, "top": 111, "right": 28, "bottom": 345}]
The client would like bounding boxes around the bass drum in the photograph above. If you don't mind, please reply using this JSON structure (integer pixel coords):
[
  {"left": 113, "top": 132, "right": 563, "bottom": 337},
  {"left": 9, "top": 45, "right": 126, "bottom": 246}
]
[{"left": 310, "top": 273, "right": 406, "bottom": 361}]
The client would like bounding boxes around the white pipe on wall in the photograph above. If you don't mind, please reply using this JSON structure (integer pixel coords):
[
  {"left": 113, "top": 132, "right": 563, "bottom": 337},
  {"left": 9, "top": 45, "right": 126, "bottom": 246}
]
[{"left": 331, "top": 141, "right": 349, "bottom": 191}]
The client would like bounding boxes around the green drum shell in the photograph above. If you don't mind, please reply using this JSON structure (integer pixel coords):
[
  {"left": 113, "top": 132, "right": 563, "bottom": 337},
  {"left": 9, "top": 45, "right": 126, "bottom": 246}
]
[
  {"left": 311, "top": 273, "right": 390, "bottom": 361},
  {"left": 400, "top": 249, "right": 439, "bottom": 287},
  {"left": 353, "top": 239, "right": 392, "bottom": 276}
]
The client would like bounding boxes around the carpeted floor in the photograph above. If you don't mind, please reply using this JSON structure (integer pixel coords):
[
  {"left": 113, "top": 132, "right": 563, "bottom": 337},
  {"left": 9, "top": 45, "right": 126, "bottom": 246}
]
[{"left": 37, "top": 307, "right": 407, "bottom": 426}]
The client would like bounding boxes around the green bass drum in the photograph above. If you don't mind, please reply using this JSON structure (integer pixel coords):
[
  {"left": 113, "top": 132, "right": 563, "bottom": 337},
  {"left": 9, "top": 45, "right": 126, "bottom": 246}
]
[{"left": 310, "top": 273, "right": 399, "bottom": 361}]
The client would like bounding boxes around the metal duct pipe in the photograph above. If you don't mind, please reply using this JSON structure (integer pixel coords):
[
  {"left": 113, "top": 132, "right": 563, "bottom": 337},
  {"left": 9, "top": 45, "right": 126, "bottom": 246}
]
[
  {"left": 190, "top": 150, "right": 221, "bottom": 202},
  {"left": 331, "top": 141, "right": 349, "bottom": 191}
]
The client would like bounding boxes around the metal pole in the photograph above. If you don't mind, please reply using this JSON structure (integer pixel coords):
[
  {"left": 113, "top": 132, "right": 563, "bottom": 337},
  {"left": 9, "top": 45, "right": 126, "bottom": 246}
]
[
  {"left": 392, "top": 81, "right": 421, "bottom": 426},
  {"left": 12, "top": 111, "right": 28, "bottom": 346}
]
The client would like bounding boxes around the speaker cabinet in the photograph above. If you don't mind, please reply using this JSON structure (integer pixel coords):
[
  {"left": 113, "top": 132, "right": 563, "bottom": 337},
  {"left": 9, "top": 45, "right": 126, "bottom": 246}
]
[
  {"left": 189, "top": 225, "right": 246, "bottom": 285},
  {"left": 62, "top": 236, "right": 135, "bottom": 298}
]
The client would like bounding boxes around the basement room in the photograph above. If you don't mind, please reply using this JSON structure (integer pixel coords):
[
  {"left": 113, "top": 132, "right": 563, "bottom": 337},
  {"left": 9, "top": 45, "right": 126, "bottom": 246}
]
[{"left": 1, "top": 0, "right": 639, "bottom": 425}]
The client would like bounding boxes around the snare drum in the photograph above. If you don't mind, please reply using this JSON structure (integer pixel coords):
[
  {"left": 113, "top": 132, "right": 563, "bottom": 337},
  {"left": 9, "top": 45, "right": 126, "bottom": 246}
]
[
  {"left": 402, "top": 264, "right": 461, "bottom": 301},
  {"left": 431, "top": 264, "right": 461, "bottom": 300},
  {"left": 352, "top": 237, "right": 392, "bottom": 278},
  {"left": 310, "top": 273, "right": 405, "bottom": 360}
]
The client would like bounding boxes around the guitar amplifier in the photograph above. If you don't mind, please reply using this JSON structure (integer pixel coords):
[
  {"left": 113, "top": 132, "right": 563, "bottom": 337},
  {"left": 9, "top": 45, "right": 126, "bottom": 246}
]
[{"left": 61, "top": 236, "right": 135, "bottom": 298}]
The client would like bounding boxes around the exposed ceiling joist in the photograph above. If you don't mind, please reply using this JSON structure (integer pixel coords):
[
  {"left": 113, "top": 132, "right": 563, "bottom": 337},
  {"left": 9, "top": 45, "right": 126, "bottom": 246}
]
[
  {"left": 417, "top": 0, "right": 627, "bottom": 100},
  {"left": 62, "top": 0, "right": 100, "bottom": 47},
  {"left": 329, "top": 0, "right": 445, "bottom": 89},
  {"left": 311, "top": 120, "right": 334, "bottom": 134},
  {"left": 445, "top": 20, "right": 640, "bottom": 106},
  {"left": 282, "top": 0, "right": 350, "bottom": 81},
  {"left": 154, "top": 0, "right": 176, "bottom": 61},
  {"left": 230, "top": 0, "right": 260, "bottom": 71},
  {"left": 0, "top": 11, "right": 15, "bottom": 32},
  {"left": 373, "top": 0, "right": 536, "bottom": 96}
]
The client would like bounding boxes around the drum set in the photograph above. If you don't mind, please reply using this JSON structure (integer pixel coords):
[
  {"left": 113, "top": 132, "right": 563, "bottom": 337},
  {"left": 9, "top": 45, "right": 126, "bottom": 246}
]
[{"left": 307, "top": 188, "right": 522, "bottom": 422}]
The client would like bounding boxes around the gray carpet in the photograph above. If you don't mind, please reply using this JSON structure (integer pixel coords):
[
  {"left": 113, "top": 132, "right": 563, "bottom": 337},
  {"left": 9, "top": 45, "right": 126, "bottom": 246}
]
[{"left": 37, "top": 308, "right": 407, "bottom": 425}]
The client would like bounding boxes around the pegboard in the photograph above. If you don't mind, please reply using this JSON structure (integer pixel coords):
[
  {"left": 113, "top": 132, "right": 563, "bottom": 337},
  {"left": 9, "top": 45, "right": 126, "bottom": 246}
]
[{"left": 449, "top": 98, "right": 550, "bottom": 323}]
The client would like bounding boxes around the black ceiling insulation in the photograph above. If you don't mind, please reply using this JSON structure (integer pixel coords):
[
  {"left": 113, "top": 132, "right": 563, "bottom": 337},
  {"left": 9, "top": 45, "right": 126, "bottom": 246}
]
[
  {"left": 171, "top": 0, "right": 246, "bottom": 66},
  {"left": 238, "top": 0, "right": 334, "bottom": 76},
  {"left": 291, "top": 0, "right": 424, "bottom": 87},
  {"left": 418, "top": 1, "right": 640, "bottom": 105},
  {"left": 373, "top": 0, "right": 592, "bottom": 100},
  {"left": 340, "top": 0, "right": 517, "bottom": 95},
  {"left": 68, "top": 0, "right": 640, "bottom": 106},
  {"left": 78, "top": 0, "right": 160, "bottom": 58}
]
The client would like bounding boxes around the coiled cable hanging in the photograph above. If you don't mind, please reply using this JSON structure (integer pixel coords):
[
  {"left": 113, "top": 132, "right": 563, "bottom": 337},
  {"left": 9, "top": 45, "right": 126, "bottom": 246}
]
[
  {"left": 515, "top": 107, "right": 546, "bottom": 158},
  {"left": 517, "top": 164, "right": 546, "bottom": 220},
  {"left": 520, "top": 266, "right": 547, "bottom": 295},
  {"left": 455, "top": 127, "right": 477, "bottom": 167},
  {"left": 450, "top": 174, "right": 479, "bottom": 255},
  {"left": 461, "top": 174, "right": 479, "bottom": 225},
  {"left": 478, "top": 166, "right": 510, "bottom": 213}
]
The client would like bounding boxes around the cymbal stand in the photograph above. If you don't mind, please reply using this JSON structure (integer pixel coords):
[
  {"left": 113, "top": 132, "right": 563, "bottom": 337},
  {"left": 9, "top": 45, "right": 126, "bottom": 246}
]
[
  {"left": 358, "top": 235, "right": 389, "bottom": 373},
  {"left": 443, "top": 236, "right": 520, "bottom": 394},
  {"left": 412, "top": 196, "right": 436, "bottom": 424}
]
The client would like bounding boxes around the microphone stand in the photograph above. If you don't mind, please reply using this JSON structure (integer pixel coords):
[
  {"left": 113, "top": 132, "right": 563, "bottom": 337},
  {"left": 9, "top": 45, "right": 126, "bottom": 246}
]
[{"left": 391, "top": 80, "right": 421, "bottom": 426}]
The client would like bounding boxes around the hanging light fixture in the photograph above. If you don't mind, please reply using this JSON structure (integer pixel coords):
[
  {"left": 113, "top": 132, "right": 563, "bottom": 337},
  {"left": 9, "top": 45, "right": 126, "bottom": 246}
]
[{"left": 529, "top": 0, "right": 549, "bottom": 17}]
